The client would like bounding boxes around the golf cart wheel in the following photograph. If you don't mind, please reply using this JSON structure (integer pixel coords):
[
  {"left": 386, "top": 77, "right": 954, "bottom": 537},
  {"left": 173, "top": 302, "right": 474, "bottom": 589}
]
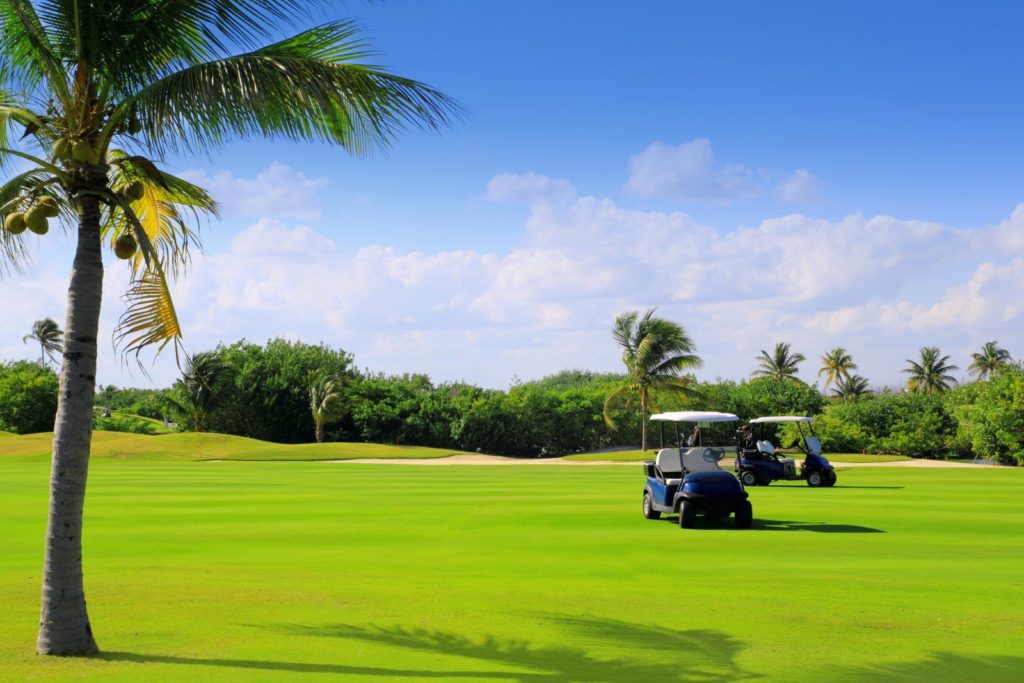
[
  {"left": 642, "top": 492, "right": 661, "bottom": 520},
  {"left": 679, "top": 501, "right": 697, "bottom": 529},
  {"left": 807, "top": 471, "right": 823, "bottom": 487},
  {"left": 740, "top": 470, "right": 758, "bottom": 487},
  {"left": 734, "top": 500, "right": 753, "bottom": 529},
  {"left": 825, "top": 470, "right": 837, "bottom": 487}
]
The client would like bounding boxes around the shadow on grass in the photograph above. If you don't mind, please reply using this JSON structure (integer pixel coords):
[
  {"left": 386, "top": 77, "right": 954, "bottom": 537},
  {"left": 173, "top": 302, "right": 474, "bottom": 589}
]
[
  {"left": 842, "top": 651, "right": 1024, "bottom": 682},
  {"left": 256, "top": 616, "right": 762, "bottom": 682},
  {"left": 656, "top": 516, "right": 884, "bottom": 533}
]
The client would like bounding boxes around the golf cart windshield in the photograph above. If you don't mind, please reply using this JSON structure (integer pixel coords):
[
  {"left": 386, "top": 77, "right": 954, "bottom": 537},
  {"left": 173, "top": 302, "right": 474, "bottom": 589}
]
[
  {"left": 650, "top": 411, "right": 740, "bottom": 448},
  {"left": 747, "top": 416, "right": 821, "bottom": 455}
]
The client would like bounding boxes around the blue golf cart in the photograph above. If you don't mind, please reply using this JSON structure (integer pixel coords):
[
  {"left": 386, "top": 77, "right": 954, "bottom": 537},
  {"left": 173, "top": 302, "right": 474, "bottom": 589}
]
[
  {"left": 642, "top": 411, "right": 753, "bottom": 529},
  {"left": 735, "top": 416, "right": 837, "bottom": 487}
]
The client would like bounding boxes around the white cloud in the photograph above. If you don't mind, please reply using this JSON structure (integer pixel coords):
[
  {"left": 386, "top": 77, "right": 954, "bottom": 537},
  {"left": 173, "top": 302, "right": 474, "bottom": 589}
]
[
  {"left": 625, "top": 139, "right": 760, "bottom": 201},
  {"left": 775, "top": 169, "right": 821, "bottom": 204},
  {"left": 486, "top": 172, "right": 576, "bottom": 205},
  {"left": 3, "top": 161, "right": 1021, "bottom": 391},
  {"left": 181, "top": 162, "right": 328, "bottom": 220}
]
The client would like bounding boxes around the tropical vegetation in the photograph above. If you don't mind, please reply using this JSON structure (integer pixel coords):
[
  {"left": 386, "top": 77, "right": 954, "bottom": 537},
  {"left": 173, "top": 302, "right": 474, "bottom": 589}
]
[
  {"left": 602, "top": 309, "right": 702, "bottom": 451},
  {"left": 969, "top": 340, "right": 1012, "bottom": 380},
  {"left": 22, "top": 318, "right": 62, "bottom": 366},
  {"left": 817, "top": 346, "right": 857, "bottom": 390},
  {"left": 752, "top": 342, "right": 806, "bottom": 382},
  {"left": 903, "top": 346, "right": 959, "bottom": 394}
]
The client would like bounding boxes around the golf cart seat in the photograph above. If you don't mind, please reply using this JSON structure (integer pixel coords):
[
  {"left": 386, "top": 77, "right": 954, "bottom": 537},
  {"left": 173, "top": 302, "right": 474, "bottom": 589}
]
[
  {"left": 756, "top": 440, "right": 776, "bottom": 455},
  {"left": 655, "top": 449, "right": 684, "bottom": 485},
  {"left": 681, "top": 447, "right": 724, "bottom": 473}
]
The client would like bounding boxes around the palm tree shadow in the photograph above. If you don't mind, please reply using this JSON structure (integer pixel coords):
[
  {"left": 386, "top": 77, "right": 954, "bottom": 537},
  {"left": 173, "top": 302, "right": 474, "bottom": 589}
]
[{"left": 258, "top": 616, "right": 763, "bottom": 682}]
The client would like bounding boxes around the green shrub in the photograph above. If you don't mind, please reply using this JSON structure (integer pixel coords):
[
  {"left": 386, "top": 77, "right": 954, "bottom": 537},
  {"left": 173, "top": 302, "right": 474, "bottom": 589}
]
[
  {"left": 0, "top": 361, "right": 58, "bottom": 434},
  {"left": 93, "top": 414, "right": 157, "bottom": 434}
]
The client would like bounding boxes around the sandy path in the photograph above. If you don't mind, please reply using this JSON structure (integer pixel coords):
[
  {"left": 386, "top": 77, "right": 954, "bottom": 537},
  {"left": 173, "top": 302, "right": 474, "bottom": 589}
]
[{"left": 333, "top": 455, "right": 990, "bottom": 468}]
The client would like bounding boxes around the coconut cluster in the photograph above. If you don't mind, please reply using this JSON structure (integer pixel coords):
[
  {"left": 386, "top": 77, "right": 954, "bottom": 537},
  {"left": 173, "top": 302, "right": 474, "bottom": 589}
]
[{"left": 3, "top": 196, "right": 59, "bottom": 236}]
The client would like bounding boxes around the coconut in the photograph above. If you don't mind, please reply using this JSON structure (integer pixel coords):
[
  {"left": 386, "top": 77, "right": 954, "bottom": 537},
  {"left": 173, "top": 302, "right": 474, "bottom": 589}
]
[
  {"left": 72, "top": 140, "right": 93, "bottom": 163},
  {"left": 4, "top": 213, "right": 26, "bottom": 235},
  {"left": 37, "top": 196, "right": 60, "bottom": 217},
  {"left": 87, "top": 148, "right": 101, "bottom": 165},
  {"left": 53, "top": 139, "right": 72, "bottom": 161},
  {"left": 114, "top": 234, "right": 138, "bottom": 260},
  {"left": 125, "top": 181, "right": 145, "bottom": 201},
  {"left": 128, "top": 118, "right": 142, "bottom": 135},
  {"left": 25, "top": 208, "right": 48, "bottom": 235}
]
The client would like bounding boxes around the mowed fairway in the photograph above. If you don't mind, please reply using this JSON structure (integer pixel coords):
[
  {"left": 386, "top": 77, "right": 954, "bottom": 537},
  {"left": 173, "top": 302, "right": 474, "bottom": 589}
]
[{"left": 2, "top": 455, "right": 1022, "bottom": 682}]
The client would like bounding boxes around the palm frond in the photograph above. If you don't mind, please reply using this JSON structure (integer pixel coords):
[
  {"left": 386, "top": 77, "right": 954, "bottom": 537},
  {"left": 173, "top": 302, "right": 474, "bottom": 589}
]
[
  {"left": 0, "top": 0, "right": 71, "bottom": 104},
  {"left": 128, "top": 21, "right": 463, "bottom": 158},
  {"left": 115, "top": 264, "right": 182, "bottom": 362}
]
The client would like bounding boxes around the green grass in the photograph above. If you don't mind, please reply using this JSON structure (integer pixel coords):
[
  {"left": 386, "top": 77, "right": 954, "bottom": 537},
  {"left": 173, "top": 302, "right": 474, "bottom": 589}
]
[
  {"left": 1, "top": 457, "right": 1022, "bottom": 681},
  {"left": 565, "top": 448, "right": 911, "bottom": 463},
  {"left": 0, "top": 431, "right": 474, "bottom": 462}
]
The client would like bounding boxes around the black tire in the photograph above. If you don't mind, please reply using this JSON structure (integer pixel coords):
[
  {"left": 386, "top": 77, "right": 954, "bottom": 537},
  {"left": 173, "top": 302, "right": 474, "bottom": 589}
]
[
  {"left": 642, "top": 491, "right": 661, "bottom": 520},
  {"left": 825, "top": 470, "right": 837, "bottom": 487},
  {"left": 734, "top": 500, "right": 753, "bottom": 529},
  {"left": 740, "top": 470, "right": 758, "bottom": 487},
  {"left": 679, "top": 501, "right": 697, "bottom": 529},
  {"left": 807, "top": 470, "right": 823, "bottom": 487}
]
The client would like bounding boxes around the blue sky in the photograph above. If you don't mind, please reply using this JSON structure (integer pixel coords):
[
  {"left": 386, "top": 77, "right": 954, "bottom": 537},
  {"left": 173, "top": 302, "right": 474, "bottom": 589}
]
[{"left": 3, "top": 1, "right": 1023, "bottom": 390}]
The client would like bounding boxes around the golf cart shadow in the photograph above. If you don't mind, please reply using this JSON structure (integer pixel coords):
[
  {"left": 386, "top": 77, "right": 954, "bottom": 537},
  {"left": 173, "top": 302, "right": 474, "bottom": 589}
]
[
  {"left": 753, "top": 518, "right": 885, "bottom": 533},
  {"left": 656, "top": 516, "right": 884, "bottom": 533}
]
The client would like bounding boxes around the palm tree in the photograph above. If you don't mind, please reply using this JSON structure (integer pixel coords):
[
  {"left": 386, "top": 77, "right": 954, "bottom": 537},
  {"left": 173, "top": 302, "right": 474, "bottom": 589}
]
[
  {"left": 968, "top": 341, "right": 1012, "bottom": 380},
  {"left": 603, "top": 309, "right": 702, "bottom": 451},
  {"left": 310, "top": 376, "right": 345, "bottom": 443},
  {"left": 23, "top": 318, "right": 63, "bottom": 366},
  {"left": 165, "top": 351, "right": 231, "bottom": 432},
  {"left": 0, "top": 1, "right": 458, "bottom": 656},
  {"left": 903, "top": 347, "right": 958, "bottom": 394},
  {"left": 818, "top": 347, "right": 857, "bottom": 390},
  {"left": 752, "top": 342, "right": 806, "bottom": 382},
  {"left": 832, "top": 374, "right": 871, "bottom": 400}
]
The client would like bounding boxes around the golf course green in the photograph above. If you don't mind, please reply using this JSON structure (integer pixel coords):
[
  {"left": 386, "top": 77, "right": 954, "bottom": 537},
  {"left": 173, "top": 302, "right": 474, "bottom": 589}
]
[{"left": 2, "top": 442, "right": 1022, "bottom": 681}]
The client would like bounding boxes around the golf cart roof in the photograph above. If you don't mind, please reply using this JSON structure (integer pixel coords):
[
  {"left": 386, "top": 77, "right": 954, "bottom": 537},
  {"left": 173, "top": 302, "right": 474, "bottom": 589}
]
[
  {"left": 748, "top": 415, "right": 814, "bottom": 424},
  {"left": 650, "top": 411, "right": 739, "bottom": 423}
]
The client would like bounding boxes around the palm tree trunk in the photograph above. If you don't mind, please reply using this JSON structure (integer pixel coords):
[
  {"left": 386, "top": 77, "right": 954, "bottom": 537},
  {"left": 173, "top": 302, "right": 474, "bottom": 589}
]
[
  {"left": 37, "top": 196, "right": 102, "bottom": 656},
  {"left": 640, "top": 388, "right": 649, "bottom": 451}
]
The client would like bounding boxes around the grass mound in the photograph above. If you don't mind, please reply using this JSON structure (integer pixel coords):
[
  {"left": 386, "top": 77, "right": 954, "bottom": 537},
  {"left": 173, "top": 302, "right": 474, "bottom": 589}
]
[{"left": 0, "top": 431, "right": 474, "bottom": 462}]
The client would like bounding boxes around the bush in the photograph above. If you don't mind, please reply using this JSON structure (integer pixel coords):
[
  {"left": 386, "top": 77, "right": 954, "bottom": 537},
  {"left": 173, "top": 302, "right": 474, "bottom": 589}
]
[
  {"left": 0, "top": 361, "right": 59, "bottom": 434},
  {"left": 952, "top": 365, "right": 1024, "bottom": 465},
  {"left": 93, "top": 414, "right": 157, "bottom": 434}
]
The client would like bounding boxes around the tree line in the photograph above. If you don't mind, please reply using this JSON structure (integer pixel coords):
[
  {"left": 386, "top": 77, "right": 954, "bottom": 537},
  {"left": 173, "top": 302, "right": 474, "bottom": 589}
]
[{"left": 4, "top": 333, "right": 1020, "bottom": 464}]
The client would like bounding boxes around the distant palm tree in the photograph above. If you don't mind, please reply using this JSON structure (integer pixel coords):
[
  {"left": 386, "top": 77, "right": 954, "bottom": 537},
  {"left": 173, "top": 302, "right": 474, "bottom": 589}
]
[
  {"left": 903, "top": 347, "right": 958, "bottom": 394},
  {"left": 23, "top": 318, "right": 63, "bottom": 366},
  {"left": 310, "top": 376, "right": 345, "bottom": 443},
  {"left": 604, "top": 309, "right": 702, "bottom": 451},
  {"left": 753, "top": 342, "right": 806, "bottom": 382},
  {"left": 832, "top": 374, "right": 871, "bottom": 400},
  {"left": 818, "top": 347, "right": 857, "bottom": 390},
  {"left": 968, "top": 341, "right": 1012, "bottom": 380},
  {"left": 166, "top": 352, "right": 232, "bottom": 432}
]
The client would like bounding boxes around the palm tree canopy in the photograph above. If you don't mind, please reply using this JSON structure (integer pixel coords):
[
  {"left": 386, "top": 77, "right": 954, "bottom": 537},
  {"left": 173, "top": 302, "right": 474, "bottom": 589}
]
[
  {"left": 818, "top": 347, "right": 857, "bottom": 389},
  {"left": 753, "top": 342, "right": 806, "bottom": 381},
  {"left": 968, "top": 341, "right": 1012, "bottom": 380},
  {"left": 23, "top": 317, "right": 62, "bottom": 363},
  {"left": 832, "top": 374, "right": 870, "bottom": 400},
  {"left": 903, "top": 346, "right": 958, "bottom": 394},
  {"left": 604, "top": 309, "right": 702, "bottom": 431},
  {"left": 1, "top": 0, "right": 462, "bottom": 356}
]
